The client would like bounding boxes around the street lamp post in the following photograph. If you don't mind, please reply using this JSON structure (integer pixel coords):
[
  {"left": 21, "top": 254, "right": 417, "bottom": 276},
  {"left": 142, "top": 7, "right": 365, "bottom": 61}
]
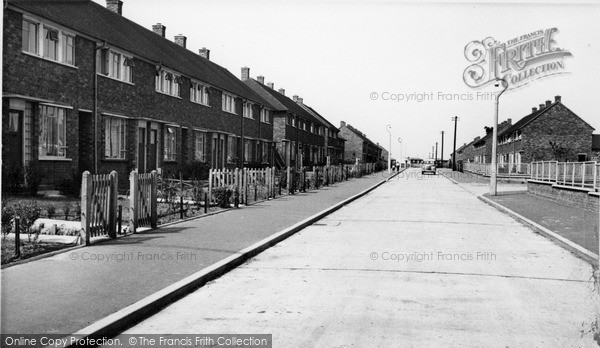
[
  {"left": 451, "top": 116, "right": 459, "bottom": 171},
  {"left": 490, "top": 77, "right": 509, "bottom": 196},
  {"left": 397, "top": 137, "right": 402, "bottom": 169},
  {"left": 386, "top": 125, "right": 392, "bottom": 174}
]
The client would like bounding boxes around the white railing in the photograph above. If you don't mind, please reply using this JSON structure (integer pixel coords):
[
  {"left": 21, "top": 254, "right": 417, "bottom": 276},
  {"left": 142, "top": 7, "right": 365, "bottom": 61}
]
[
  {"left": 531, "top": 161, "right": 598, "bottom": 190},
  {"left": 463, "top": 162, "right": 530, "bottom": 177}
]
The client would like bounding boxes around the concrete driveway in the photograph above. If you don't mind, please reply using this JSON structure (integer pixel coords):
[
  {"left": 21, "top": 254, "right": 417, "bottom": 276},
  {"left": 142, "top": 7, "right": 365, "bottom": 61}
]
[{"left": 115, "top": 168, "right": 599, "bottom": 347}]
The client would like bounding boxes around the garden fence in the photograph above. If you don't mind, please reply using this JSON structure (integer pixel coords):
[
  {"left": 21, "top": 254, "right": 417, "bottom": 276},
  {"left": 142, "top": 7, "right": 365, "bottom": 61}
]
[
  {"left": 129, "top": 170, "right": 158, "bottom": 233},
  {"left": 531, "top": 161, "right": 598, "bottom": 190},
  {"left": 80, "top": 171, "right": 118, "bottom": 245}
]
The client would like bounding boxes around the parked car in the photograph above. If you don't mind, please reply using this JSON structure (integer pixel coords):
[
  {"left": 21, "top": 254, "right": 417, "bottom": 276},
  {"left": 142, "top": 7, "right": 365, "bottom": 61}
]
[{"left": 421, "top": 164, "right": 436, "bottom": 175}]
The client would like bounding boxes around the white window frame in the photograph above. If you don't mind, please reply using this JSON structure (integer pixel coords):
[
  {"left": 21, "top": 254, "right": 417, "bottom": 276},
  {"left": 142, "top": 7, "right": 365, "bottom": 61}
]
[
  {"left": 155, "top": 69, "right": 181, "bottom": 97},
  {"left": 260, "top": 108, "right": 270, "bottom": 123},
  {"left": 38, "top": 105, "right": 68, "bottom": 159},
  {"left": 243, "top": 102, "right": 254, "bottom": 119},
  {"left": 164, "top": 126, "right": 178, "bottom": 161},
  {"left": 104, "top": 116, "right": 127, "bottom": 160},
  {"left": 98, "top": 47, "right": 133, "bottom": 83},
  {"left": 195, "top": 131, "right": 206, "bottom": 162},
  {"left": 227, "top": 136, "right": 237, "bottom": 164},
  {"left": 190, "top": 81, "right": 210, "bottom": 106},
  {"left": 222, "top": 93, "right": 237, "bottom": 114},
  {"left": 22, "top": 17, "right": 76, "bottom": 67}
]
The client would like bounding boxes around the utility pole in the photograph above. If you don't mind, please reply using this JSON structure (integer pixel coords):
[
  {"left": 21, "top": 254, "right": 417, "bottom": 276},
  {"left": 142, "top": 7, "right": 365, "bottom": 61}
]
[
  {"left": 451, "top": 116, "right": 459, "bottom": 171},
  {"left": 440, "top": 131, "right": 445, "bottom": 168},
  {"left": 435, "top": 142, "right": 438, "bottom": 167}
]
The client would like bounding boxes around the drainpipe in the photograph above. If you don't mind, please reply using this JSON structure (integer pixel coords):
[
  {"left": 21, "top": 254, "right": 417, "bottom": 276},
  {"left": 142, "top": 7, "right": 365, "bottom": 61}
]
[
  {"left": 239, "top": 98, "right": 245, "bottom": 168},
  {"left": 93, "top": 41, "right": 108, "bottom": 174}
]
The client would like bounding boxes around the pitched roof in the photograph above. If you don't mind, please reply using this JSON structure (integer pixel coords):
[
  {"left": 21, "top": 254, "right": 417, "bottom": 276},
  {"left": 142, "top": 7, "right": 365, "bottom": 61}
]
[
  {"left": 501, "top": 102, "right": 555, "bottom": 135},
  {"left": 245, "top": 81, "right": 322, "bottom": 125},
  {"left": 298, "top": 104, "right": 339, "bottom": 132},
  {"left": 11, "top": 0, "right": 264, "bottom": 103},
  {"left": 242, "top": 79, "right": 287, "bottom": 111},
  {"left": 343, "top": 124, "right": 377, "bottom": 147}
]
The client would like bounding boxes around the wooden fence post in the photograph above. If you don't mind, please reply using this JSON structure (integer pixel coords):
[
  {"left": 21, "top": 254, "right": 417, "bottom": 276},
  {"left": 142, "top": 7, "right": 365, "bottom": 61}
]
[
  {"left": 208, "top": 169, "right": 213, "bottom": 206},
  {"left": 286, "top": 166, "right": 292, "bottom": 194},
  {"left": 151, "top": 170, "right": 158, "bottom": 228},
  {"left": 129, "top": 170, "right": 138, "bottom": 234},
  {"left": 80, "top": 171, "right": 92, "bottom": 245},
  {"left": 108, "top": 171, "right": 118, "bottom": 239}
]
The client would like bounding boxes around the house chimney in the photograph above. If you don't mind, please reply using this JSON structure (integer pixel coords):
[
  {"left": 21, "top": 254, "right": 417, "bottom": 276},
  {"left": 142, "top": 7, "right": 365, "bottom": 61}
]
[
  {"left": 256, "top": 76, "right": 265, "bottom": 84},
  {"left": 241, "top": 67, "right": 250, "bottom": 81},
  {"left": 532, "top": 107, "right": 537, "bottom": 113},
  {"left": 278, "top": 88, "right": 285, "bottom": 95},
  {"left": 539, "top": 103, "right": 545, "bottom": 110},
  {"left": 267, "top": 82, "right": 274, "bottom": 89},
  {"left": 106, "top": 0, "right": 123, "bottom": 15},
  {"left": 293, "top": 95, "right": 299, "bottom": 102},
  {"left": 298, "top": 97, "right": 303, "bottom": 104},
  {"left": 507, "top": 118, "right": 512, "bottom": 125},
  {"left": 198, "top": 47, "right": 210, "bottom": 60},
  {"left": 555, "top": 95, "right": 561, "bottom": 103},
  {"left": 174, "top": 35, "right": 187, "bottom": 48},
  {"left": 152, "top": 23, "right": 166, "bottom": 37},
  {"left": 340, "top": 121, "right": 346, "bottom": 127},
  {"left": 545, "top": 100, "right": 552, "bottom": 106}
]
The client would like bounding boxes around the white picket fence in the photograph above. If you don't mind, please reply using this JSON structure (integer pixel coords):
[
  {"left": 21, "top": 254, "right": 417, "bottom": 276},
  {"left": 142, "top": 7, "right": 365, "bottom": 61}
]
[{"left": 531, "top": 161, "right": 599, "bottom": 191}]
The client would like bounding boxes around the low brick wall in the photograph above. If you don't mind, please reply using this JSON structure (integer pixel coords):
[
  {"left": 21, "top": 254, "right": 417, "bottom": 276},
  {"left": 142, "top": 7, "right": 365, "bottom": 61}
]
[{"left": 527, "top": 180, "right": 599, "bottom": 212}]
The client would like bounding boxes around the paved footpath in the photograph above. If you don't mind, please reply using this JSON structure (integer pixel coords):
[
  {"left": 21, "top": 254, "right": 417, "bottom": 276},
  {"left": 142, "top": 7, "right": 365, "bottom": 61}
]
[
  {"left": 116, "top": 169, "right": 599, "bottom": 347},
  {"left": 1, "top": 173, "right": 388, "bottom": 335}
]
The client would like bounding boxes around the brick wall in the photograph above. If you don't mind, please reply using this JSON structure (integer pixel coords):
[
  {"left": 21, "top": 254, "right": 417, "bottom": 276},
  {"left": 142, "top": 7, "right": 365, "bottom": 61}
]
[
  {"left": 528, "top": 181, "right": 599, "bottom": 212},
  {"left": 521, "top": 103, "right": 594, "bottom": 162}
]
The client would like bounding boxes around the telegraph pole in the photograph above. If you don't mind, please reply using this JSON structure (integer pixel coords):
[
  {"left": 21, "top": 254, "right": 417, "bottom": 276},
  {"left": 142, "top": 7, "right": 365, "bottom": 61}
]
[
  {"left": 440, "top": 131, "right": 445, "bottom": 168},
  {"left": 435, "top": 142, "right": 438, "bottom": 166},
  {"left": 451, "top": 116, "right": 459, "bottom": 171}
]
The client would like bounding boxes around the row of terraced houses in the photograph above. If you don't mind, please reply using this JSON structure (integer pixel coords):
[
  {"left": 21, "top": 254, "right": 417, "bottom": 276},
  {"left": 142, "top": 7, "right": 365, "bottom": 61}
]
[
  {"left": 453, "top": 95, "right": 600, "bottom": 172},
  {"left": 2, "top": 0, "right": 386, "bottom": 190}
]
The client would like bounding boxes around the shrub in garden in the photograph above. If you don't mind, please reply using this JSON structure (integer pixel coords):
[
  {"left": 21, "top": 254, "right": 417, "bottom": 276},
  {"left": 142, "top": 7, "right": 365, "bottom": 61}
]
[
  {"left": 2, "top": 204, "right": 15, "bottom": 236},
  {"left": 212, "top": 187, "right": 233, "bottom": 208},
  {"left": 25, "top": 163, "right": 41, "bottom": 196},
  {"left": 58, "top": 171, "right": 81, "bottom": 197}
]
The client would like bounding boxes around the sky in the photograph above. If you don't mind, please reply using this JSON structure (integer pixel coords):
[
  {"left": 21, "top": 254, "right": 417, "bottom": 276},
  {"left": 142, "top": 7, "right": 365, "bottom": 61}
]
[{"left": 92, "top": 0, "right": 600, "bottom": 161}]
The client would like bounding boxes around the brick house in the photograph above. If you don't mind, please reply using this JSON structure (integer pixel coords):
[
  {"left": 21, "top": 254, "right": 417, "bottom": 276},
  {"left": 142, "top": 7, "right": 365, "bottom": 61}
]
[
  {"left": 338, "top": 121, "right": 382, "bottom": 164},
  {"left": 2, "top": 0, "right": 275, "bottom": 190},
  {"left": 242, "top": 74, "right": 329, "bottom": 168},
  {"left": 496, "top": 96, "right": 595, "bottom": 164},
  {"left": 296, "top": 102, "right": 345, "bottom": 165},
  {"left": 454, "top": 96, "right": 596, "bottom": 170}
]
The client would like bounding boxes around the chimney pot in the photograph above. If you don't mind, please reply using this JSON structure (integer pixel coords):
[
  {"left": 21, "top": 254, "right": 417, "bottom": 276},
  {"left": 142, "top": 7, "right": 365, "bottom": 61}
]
[
  {"left": 241, "top": 67, "right": 250, "bottom": 81},
  {"left": 106, "top": 0, "right": 123, "bottom": 15},
  {"left": 256, "top": 76, "right": 265, "bottom": 84},
  {"left": 278, "top": 88, "right": 285, "bottom": 95},
  {"left": 152, "top": 23, "right": 166, "bottom": 37},
  {"left": 532, "top": 107, "right": 537, "bottom": 113},
  {"left": 555, "top": 95, "right": 562, "bottom": 103},
  {"left": 298, "top": 97, "right": 303, "bottom": 104},
  {"left": 198, "top": 47, "right": 210, "bottom": 60},
  {"left": 267, "top": 82, "right": 274, "bottom": 89},
  {"left": 174, "top": 34, "right": 187, "bottom": 48},
  {"left": 340, "top": 121, "right": 346, "bottom": 127},
  {"left": 539, "top": 103, "right": 545, "bottom": 110},
  {"left": 293, "top": 95, "right": 299, "bottom": 102},
  {"left": 545, "top": 100, "right": 552, "bottom": 106}
]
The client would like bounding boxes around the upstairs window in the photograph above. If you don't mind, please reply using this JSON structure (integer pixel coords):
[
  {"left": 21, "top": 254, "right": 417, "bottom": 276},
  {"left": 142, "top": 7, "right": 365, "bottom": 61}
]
[
  {"left": 23, "top": 18, "right": 75, "bottom": 66},
  {"left": 22, "top": 19, "right": 39, "bottom": 54},
  {"left": 190, "top": 82, "right": 209, "bottom": 106},
  {"left": 222, "top": 93, "right": 236, "bottom": 114},
  {"left": 260, "top": 109, "right": 270, "bottom": 123},
  {"left": 243, "top": 102, "right": 253, "bottom": 119},
  {"left": 310, "top": 123, "right": 315, "bottom": 134},
  {"left": 99, "top": 49, "right": 133, "bottom": 83},
  {"left": 155, "top": 70, "right": 180, "bottom": 97}
]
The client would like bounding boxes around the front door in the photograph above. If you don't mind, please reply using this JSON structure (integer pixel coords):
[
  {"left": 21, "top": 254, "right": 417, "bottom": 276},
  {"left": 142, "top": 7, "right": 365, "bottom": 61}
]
[
  {"left": 5, "top": 111, "right": 23, "bottom": 173},
  {"left": 138, "top": 127, "right": 146, "bottom": 172}
]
